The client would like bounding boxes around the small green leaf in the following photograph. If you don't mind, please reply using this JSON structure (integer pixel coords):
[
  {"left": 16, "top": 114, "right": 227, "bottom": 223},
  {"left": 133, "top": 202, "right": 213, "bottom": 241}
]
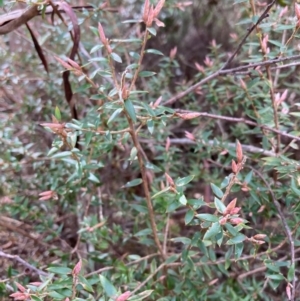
[
  {"left": 147, "top": 27, "right": 157, "bottom": 36},
  {"left": 128, "top": 290, "right": 153, "bottom": 301},
  {"left": 144, "top": 49, "right": 164, "bottom": 56},
  {"left": 47, "top": 266, "right": 72, "bottom": 274},
  {"left": 147, "top": 119, "right": 154, "bottom": 134},
  {"left": 51, "top": 151, "right": 72, "bottom": 159},
  {"left": 139, "top": 71, "right": 156, "bottom": 77},
  {"left": 227, "top": 233, "right": 246, "bottom": 245},
  {"left": 122, "top": 178, "right": 143, "bottom": 188},
  {"left": 196, "top": 214, "right": 218, "bottom": 222},
  {"left": 54, "top": 106, "right": 61, "bottom": 121},
  {"left": 203, "top": 222, "right": 221, "bottom": 240},
  {"left": 151, "top": 187, "right": 170, "bottom": 199},
  {"left": 110, "top": 52, "right": 122, "bottom": 63},
  {"left": 176, "top": 175, "right": 195, "bottom": 187},
  {"left": 99, "top": 275, "right": 117, "bottom": 298},
  {"left": 88, "top": 173, "right": 100, "bottom": 183},
  {"left": 214, "top": 197, "right": 226, "bottom": 214},
  {"left": 210, "top": 183, "right": 224, "bottom": 198},
  {"left": 185, "top": 209, "right": 194, "bottom": 225},
  {"left": 31, "top": 296, "right": 43, "bottom": 301},
  {"left": 107, "top": 108, "right": 123, "bottom": 124},
  {"left": 288, "top": 264, "right": 295, "bottom": 282},
  {"left": 170, "top": 237, "right": 191, "bottom": 245},
  {"left": 179, "top": 194, "right": 187, "bottom": 205},
  {"left": 124, "top": 99, "right": 137, "bottom": 122}
]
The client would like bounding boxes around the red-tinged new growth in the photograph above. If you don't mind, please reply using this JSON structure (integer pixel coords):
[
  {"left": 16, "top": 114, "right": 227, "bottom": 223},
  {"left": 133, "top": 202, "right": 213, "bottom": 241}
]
[
  {"left": 219, "top": 216, "right": 228, "bottom": 225},
  {"left": 230, "top": 218, "right": 244, "bottom": 225},
  {"left": 286, "top": 283, "right": 292, "bottom": 300},
  {"left": 253, "top": 234, "right": 267, "bottom": 240},
  {"left": 72, "top": 259, "right": 82, "bottom": 276},
  {"left": 55, "top": 56, "right": 82, "bottom": 76},
  {"left": 295, "top": 3, "right": 300, "bottom": 27},
  {"left": 98, "top": 22, "right": 112, "bottom": 53},
  {"left": 38, "top": 190, "right": 57, "bottom": 201},
  {"left": 165, "top": 172, "right": 175, "bottom": 187},
  {"left": 261, "top": 34, "right": 269, "bottom": 54},
  {"left": 9, "top": 291, "right": 30, "bottom": 301},
  {"left": 165, "top": 137, "right": 171, "bottom": 152},
  {"left": 143, "top": 0, "right": 165, "bottom": 27},
  {"left": 115, "top": 291, "right": 131, "bottom": 301},
  {"left": 236, "top": 140, "right": 243, "bottom": 163},
  {"left": 170, "top": 46, "right": 177, "bottom": 60},
  {"left": 224, "top": 198, "right": 237, "bottom": 215},
  {"left": 231, "top": 160, "right": 238, "bottom": 174},
  {"left": 195, "top": 62, "right": 205, "bottom": 73},
  {"left": 239, "top": 78, "right": 247, "bottom": 90},
  {"left": 15, "top": 283, "right": 26, "bottom": 293},
  {"left": 176, "top": 112, "right": 201, "bottom": 120},
  {"left": 185, "top": 131, "right": 195, "bottom": 141}
]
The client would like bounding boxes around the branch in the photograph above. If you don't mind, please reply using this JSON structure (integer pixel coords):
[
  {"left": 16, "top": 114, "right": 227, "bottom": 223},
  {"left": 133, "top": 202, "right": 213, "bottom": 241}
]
[
  {"left": 0, "top": 3, "right": 94, "bottom": 34},
  {"left": 222, "top": 0, "right": 276, "bottom": 70},
  {"left": 169, "top": 138, "right": 276, "bottom": 157},
  {"left": 175, "top": 110, "right": 300, "bottom": 143},
  {"left": 0, "top": 251, "right": 48, "bottom": 276},
  {"left": 0, "top": 5, "right": 39, "bottom": 35},
  {"left": 163, "top": 54, "right": 300, "bottom": 105}
]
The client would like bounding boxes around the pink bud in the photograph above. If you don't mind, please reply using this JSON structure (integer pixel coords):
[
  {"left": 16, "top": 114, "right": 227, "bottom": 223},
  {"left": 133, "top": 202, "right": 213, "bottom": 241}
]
[
  {"left": 98, "top": 22, "right": 107, "bottom": 45},
  {"left": 219, "top": 216, "right": 228, "bottom": 225},
  {"left": 116, "top": 291, "right": 131, "bottom": 301},
  {"left": 295, "top": 3, "right": 300, "bottom": 20},
  {"left": 253, "top": 234, "right": 267, "bottom": 240},
  {"left": 72, "top": 259, "right": 82, "bottom": 276},
  {"left": 279, "top": 6, "right": 288, "bottom": 19},
  {"left": 224, "top": 198, "right": 237, "bottom": 215},
  {"left": 286, "top": 283, "right": 292, "bottom": 300},
  {"left": 230, "top": 207, "right": 241, "bottom": 215},
  {"left": 236, "top": 140, "right": 243, "bottom": 163},
  {"left": 170, "top": 47, "right": 177, "bottom": 60},
  {"left": 165, "top": 172, "right": 175, "bottom": 187},
  {"left": 185, "top": 131, "right": 195, "bottom": 141},
  {"left": 194, "top": 62, "right": 205, "bottom": 73},
  {"left": 230, "top": 218, "right": 244, "bottom": 225},
  {"left": 176, "top": 112, "right": 201, "bottom": 120},
  {"left": 153, "top": 0, "right": 165, "bottom": 18},
  {"left": 165, "top": 137, "right": 171, "bottom": 152}
]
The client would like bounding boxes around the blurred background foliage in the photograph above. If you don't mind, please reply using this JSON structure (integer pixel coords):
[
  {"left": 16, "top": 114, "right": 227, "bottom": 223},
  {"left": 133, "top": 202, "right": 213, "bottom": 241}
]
[{"left": 1, "top": 0, "right": 300, "bottom": 300}]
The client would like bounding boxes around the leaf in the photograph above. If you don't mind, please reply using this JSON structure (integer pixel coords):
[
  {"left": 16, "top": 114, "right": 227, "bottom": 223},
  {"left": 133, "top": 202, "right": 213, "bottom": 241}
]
[
  {"left": 227, "top": 233, "right": 247, "bottom": 245},
  {"left": 47, "top": 266, "right": 72, "bottom": 274},
  {"left": 287, "top": 264, "right": 295, "bottom": 282},
  {"left": 139, "top": 71, "right": 156, "bottom": 77},
  {"left": 185, "top": 209, "right": 194, "bottom": 225},
  {"left": 203, "top": 222, "right": 221, "bottom": 240},
  {"left": 147, "top": 119, "right": 154, "bottom": 134},
  {"left": 195, "top": 214, "right": 219, "bottom": 222},
  {"left": 176, "top": 175, "right": 195, "bottom": 187},
  {"left": 179, "top": 194, "right": 187, "bottom": 205},
  {"left": 99, "top": 275, "right": 117, "bottom": 298},
  {"left": 214, "top": 197, "right": 226, "bottom": 214},
  {"left": 124, "top": 99, "right": 137, "bottom": 122},
  {"left": 147, "top": 27, "right": 157, "bottom": 36},
  {"left": 128, "top": 290, "right": 153, "bottom": 301},
  {"left": 110, "top": 52, "right": 122, "bottom": 63},
  {"left": 51, "top": 151, "right": 72, "bottom": 159},
  {"left": 151, "top": 187, "right": 170, "bottom": 199},
  {"left": 122, "top": 178, "right": 143, "bottom": 188},
  {"left": 88, "top": 173, "right": 100, "bottom": 183},
  {"left": 107, "top": 108, "right": 123, "bottom": 124},
  {"left": 144, "top": 49, "right": 164, "bottom": 56},
  {"left": 170, "top": 237, "right": 191, "bottom": 245},
  {"left": 210, "top": 183, "right": 224, "bottom": 198}
]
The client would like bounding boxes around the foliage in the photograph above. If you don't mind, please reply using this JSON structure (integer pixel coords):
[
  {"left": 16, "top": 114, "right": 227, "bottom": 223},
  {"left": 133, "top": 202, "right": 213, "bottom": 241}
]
[{"left": 1, "top": 0, "right": 300, "bottom": 300}]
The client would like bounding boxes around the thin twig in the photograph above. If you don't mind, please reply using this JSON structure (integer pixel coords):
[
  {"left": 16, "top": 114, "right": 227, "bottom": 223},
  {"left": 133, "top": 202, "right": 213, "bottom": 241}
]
[
  {"left": 168, "top": 138, "right": 276, "bottom": 157},
  {"left": 174, "top": 110, "right": 300, "bottom": 143},
  {"left": 222, "top": 0, "right": 276, "bottom": 70},
  {"left": 163, "top": 54, "right": 300, "bottom": 106},
  {"left": 0, "top": 251, "right": 48, "bottom": 276},
  {"left": 250, "top": 167, "right": 295, "bottom": 301}
]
